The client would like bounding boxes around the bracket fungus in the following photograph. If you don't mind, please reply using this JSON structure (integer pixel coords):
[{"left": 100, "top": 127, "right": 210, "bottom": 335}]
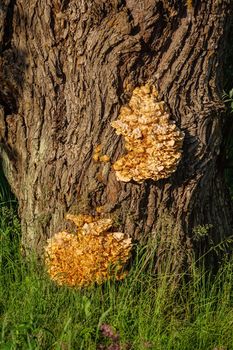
[
  {"left": 44, "top": 214, "right": 132, "bottom": 287},
  {"left": 93, "top": 144, "right": 110, "bottom": 163},
  {"left": 111, "top": 84, "right": 184, "bottom": 183}
]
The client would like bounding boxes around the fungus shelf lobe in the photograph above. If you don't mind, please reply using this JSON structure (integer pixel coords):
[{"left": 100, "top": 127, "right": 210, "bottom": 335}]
[
  {"left": 45, "top": 214, "right": 132, "bottom": 287},
  {"left": 111, "top": 84, "right": 184, "bottom": 183}
]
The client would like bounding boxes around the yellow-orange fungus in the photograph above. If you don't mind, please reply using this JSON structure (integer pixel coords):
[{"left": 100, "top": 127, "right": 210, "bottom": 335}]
[
  {"left": 100, "top": 155, "right": 110, "bottom": 163},
  {"left": 93, "top": 144, "right": 102, "bottom": 161},
  {"left": 45, "top": 214, "right": 132, "bottom": 287},
  {"left": 111, "top": 84, "right": 184, "bottom": 183}
]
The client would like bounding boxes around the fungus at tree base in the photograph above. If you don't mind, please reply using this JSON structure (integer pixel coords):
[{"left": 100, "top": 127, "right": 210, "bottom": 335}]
[
  {"left": 111, "top": 84, "right": 184, "bottom": 183},
  {"left": 44, "top": 214, "right": 132, "bottom": 287}
]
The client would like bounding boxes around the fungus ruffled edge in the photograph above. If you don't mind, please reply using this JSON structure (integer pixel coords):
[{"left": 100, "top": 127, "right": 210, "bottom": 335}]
[
  {"left": 111, "top": 84, "right": 184, "bottom": 183},
  {"left": 44, "top": 214, "right": 132, "bottom": 287}
]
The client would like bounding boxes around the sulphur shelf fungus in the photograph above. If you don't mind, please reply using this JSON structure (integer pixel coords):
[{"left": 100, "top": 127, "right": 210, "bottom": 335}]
[
  {"left": 111, "top": 84, "right": 184, "bottom": 183},
  {"left": 44, "top": 214, "right": 132, "bottom": 287}
]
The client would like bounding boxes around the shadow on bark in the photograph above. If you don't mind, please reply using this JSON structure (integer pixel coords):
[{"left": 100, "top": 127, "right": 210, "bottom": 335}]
[{"left": 0, "top": 2, "right": 28, "bottom": 176}]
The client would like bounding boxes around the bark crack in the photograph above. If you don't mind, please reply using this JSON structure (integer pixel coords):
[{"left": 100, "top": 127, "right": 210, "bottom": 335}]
[{"left": 1, "top": 0, "right": 16, "bottom": 52}]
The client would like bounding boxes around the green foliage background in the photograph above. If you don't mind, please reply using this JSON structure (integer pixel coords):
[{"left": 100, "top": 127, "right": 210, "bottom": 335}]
[{"left": 223, "top": 19, "right": 233, "bottom": 197}]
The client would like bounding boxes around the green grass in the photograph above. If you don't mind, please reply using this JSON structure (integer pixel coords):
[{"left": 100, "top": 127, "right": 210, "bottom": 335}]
[{"left": 0, "top": 206, "right": 233, "bottom": 350}]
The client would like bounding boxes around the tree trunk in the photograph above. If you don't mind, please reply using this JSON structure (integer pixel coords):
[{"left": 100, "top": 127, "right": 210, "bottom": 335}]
[{"left": 0, "top": 0, "right": 232, "bottom": 269}]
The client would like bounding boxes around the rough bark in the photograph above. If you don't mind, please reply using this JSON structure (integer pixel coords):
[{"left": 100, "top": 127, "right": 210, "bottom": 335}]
[{"left": 0, "top": 0, "right": 233, "bottom": 269}]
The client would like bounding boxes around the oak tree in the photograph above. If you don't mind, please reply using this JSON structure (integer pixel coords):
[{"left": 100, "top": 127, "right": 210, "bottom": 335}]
[{"left": 0, "top": 0, "right": 232, "bottom": 270}]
